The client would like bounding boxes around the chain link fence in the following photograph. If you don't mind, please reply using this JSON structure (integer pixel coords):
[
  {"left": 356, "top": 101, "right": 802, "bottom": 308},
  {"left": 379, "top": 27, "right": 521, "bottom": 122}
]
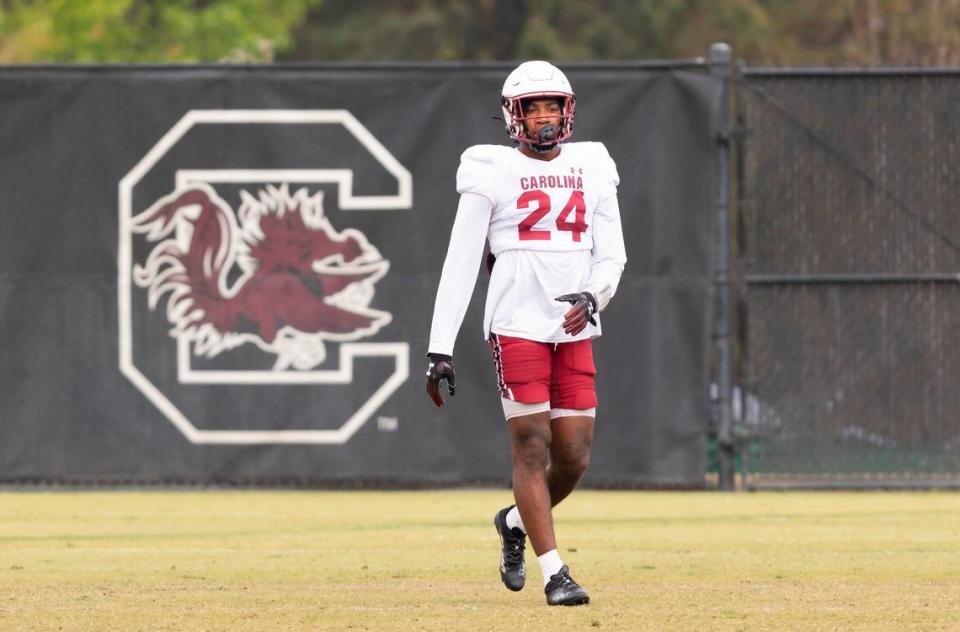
[{"left": 737, "top": 69, "right": 960, "bottom": 487}]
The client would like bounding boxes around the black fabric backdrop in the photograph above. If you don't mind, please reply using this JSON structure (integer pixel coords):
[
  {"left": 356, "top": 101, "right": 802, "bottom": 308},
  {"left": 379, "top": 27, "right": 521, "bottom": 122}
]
[{"left": 0, "top": 65, "right": 717, "bottom": 486}]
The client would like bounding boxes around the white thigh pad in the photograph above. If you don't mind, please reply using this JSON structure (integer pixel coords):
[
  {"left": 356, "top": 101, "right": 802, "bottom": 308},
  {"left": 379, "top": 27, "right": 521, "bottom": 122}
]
[
  {"left": 550, "top": 407, "right": 596, "bottom": 420},
  {"left": 501, "top": 398, "right": 551, "bottom": 420}
]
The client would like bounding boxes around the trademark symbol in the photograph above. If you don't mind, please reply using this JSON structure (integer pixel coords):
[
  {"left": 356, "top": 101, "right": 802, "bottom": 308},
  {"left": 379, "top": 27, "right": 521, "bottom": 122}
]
[{"left": 377, "top": 416, "right": 398, "bottom": 432}]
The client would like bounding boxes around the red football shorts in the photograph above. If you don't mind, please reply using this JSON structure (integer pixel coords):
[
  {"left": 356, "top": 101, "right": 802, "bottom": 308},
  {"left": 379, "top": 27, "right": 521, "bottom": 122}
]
[{"left": 488, "top": 333, "right": 597, "bottom": 409}]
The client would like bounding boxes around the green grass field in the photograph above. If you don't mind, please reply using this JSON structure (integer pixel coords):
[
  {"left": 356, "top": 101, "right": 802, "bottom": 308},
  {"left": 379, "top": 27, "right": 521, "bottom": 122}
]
[{"left": 1, "top": 490, "right": 958, "bottom": 631}]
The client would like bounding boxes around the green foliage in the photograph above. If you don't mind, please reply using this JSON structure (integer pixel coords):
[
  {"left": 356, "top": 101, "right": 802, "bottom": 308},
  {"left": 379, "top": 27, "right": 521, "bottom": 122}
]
[
  {"left": 281, "top": 0, "right": 960, "bottom": 65},
  {"left": 0, "top": 0, "right": 320, "bottom": 62},
  {"left": 281, "top": 0, "right": 776, "bottom": 62},
  {"left": 282, "top": 0, "right": 492, "bottom": 61},
  {"left": 5, "top": 0, "right": 960, "bottom": 64}
]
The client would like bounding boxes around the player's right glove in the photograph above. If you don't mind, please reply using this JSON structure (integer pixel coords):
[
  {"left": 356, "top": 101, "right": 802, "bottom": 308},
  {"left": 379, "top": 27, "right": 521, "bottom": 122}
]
[
  {"left": 554, "top": 292, "right": 598, "bottom": 336},
  {"left": 425, "top": 353, "right": 456, "bottom": 407}
]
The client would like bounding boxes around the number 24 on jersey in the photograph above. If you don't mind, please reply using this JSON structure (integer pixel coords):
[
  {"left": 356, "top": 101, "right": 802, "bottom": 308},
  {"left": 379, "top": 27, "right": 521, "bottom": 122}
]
[{"left": 517, "top": 189, "right": 587, "bottom": 242}]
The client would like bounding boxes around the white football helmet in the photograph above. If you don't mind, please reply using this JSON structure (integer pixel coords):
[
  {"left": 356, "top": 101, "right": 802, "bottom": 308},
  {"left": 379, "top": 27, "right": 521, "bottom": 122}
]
[{"left": 500, "top": 60, "right": 576, "bottom": 149}]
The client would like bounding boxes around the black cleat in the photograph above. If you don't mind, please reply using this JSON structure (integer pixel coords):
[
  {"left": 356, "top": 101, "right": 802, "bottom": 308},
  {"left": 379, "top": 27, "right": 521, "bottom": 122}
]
[
  {"left": 494, "top": 505, "right": 526, "bottom": 591},
  {"left": 544, "top": 565, "right": 590, "bottom": 606}
]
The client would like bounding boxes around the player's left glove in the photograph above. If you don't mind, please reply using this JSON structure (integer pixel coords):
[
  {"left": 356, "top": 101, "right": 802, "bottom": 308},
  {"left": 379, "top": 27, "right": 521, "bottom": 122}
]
[
  {"left": 425, "top": 353, "right": 456, "bottom": 407},
  {"left": 554, "top": 292, "right": 598, "bottom": 336}
]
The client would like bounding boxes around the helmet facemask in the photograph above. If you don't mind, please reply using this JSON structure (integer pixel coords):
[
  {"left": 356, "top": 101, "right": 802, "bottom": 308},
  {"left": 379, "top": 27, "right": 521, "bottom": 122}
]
[{"left": 501, "top": 93, "right": 576, "bottom": 154}]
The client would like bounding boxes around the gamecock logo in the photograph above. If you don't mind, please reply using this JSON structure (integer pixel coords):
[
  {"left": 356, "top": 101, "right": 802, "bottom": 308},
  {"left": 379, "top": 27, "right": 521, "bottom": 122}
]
[
  {"left": 118, "top": 109, "right": 412, "bottom": 445},
  {"left": 132, "top": 183, "right": 390, "bottom": 370}
]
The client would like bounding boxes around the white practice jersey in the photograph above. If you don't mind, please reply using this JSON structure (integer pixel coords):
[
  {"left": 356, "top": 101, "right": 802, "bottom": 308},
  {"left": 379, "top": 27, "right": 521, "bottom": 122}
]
[{"left": 428, "top": 142, "right": 627, "bottom": 356}]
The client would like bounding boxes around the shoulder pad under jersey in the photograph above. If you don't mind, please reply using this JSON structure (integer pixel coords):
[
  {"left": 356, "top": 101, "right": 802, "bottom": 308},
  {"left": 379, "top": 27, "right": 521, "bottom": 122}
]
[
  {"left": 456, "top": 144, "right": 512, "bottom": 202},
  {"left": 571, "top": 141, "right": 620, "bottom": 188}
]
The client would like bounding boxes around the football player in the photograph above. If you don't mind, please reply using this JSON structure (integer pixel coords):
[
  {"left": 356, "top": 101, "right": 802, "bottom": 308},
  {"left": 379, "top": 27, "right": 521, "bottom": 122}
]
[{"left": 425, "top": 60, "right": 626, "bottom": 606}]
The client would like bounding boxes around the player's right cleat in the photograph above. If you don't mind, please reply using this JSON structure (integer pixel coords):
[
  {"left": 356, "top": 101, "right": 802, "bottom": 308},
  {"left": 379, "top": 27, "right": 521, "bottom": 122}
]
[
  {"left": 494, "top": 505, "right": 526, "bottom": 591},
  {"left": 544, "top": 565, "right": 590, "bottom": 606}
]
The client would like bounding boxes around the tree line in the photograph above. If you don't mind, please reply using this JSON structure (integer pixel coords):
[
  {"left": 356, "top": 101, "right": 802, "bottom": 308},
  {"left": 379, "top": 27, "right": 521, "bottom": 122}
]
[{"left": 3, "top": 0, "right": 960, "bottom": 65}]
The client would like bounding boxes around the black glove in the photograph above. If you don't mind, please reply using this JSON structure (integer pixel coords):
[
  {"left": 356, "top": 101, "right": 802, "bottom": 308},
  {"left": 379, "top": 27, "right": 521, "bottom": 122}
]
[
  {"left": 425, "top": 353, "right": 456, "bottom": 407},
  {"left": 554, "top": 292, "right": 598, "bottom": 336}
]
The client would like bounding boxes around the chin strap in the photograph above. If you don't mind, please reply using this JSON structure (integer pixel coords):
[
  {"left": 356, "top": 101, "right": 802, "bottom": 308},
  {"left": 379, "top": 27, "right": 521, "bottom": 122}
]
[{"left": 528, "top": 141, "right": 558, "bottom": 154}]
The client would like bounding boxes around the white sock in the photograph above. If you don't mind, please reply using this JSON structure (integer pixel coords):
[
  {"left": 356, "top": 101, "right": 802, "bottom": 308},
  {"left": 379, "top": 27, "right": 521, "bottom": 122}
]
[
  {"left": 537, "top": 549, "right": 564, "bottom": 586},
  {"left": 505, "top": 506, "right": 526, "bottom": 534}
]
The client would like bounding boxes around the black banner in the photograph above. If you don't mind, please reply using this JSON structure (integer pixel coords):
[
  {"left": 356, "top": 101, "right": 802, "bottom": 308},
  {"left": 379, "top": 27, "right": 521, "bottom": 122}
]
[{"left": 0, "top": 64, "right": 717, "bottom": 486}]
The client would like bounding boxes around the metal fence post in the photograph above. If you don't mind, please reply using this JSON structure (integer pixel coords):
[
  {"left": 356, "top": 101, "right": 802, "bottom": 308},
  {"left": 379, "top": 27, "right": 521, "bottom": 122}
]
[{"left": 709, "top": 42, "right": 736, "bottom": 491}]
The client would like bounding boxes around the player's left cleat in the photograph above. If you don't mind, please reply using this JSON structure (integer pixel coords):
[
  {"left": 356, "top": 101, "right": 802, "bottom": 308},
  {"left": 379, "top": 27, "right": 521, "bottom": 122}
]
[
  {"left": 494, "top": 505, "right": 526, "bottom": 591},
  {"left": 544, "top": 565, "right": 590, "bottom": 606}
]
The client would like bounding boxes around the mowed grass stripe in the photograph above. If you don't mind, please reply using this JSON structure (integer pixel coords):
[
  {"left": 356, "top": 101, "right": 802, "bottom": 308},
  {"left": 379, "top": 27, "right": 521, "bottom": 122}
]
[{"left": 1, "top": 490, "right": 958, "bottom": 631}]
